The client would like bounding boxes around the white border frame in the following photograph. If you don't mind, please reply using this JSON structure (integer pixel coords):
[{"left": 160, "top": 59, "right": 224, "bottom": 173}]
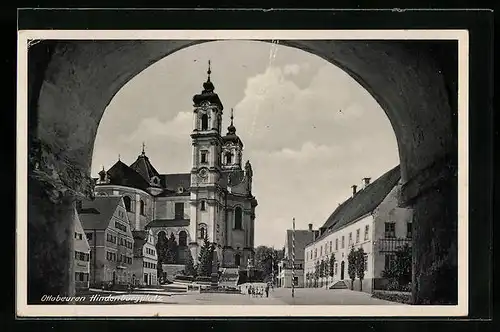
[{"left": 16, "top": 29, "right": 469, "bottom": 317}]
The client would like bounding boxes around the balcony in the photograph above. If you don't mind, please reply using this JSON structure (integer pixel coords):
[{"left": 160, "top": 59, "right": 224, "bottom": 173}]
[{"left": 375, "top": 237, "right": 411, "bottom": 253}]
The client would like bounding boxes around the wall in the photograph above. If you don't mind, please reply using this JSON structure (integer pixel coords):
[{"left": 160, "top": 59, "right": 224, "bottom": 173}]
[{"left": 304, "top": 214, "right": 375, "bottom": 287}]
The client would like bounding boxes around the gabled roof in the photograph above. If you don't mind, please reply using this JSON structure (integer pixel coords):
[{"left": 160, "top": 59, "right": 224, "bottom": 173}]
[
  {"left": 78, "top": 196, "right": 122, "bottom": 230},
  {"left": 103, "top": 160, "right": 150, "bottom": 191},
  {"left": 285, "top": 230, "right": 315, "bottom": 260},
  {"left": 129, "top": 153, "right": 161, "bottom": 184},
  {"left": 318, "top": 165, "right": 401, "bottom": 239},
  {"left": 145, "top": 218, "right": 190, "bottom": 228}
]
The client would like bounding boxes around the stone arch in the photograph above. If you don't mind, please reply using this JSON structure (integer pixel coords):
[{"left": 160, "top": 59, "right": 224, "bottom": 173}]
[{"left": 28, "top": 39, "right": 458, "bottom": 304}]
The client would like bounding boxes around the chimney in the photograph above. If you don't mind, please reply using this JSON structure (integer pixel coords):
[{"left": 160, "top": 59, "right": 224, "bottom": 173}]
[
  {"left": 351, "top": 184, "right": 357, "bottom": 196},
  {"left": 363, "top": 177, "right": 371, "bottom": 188},
  {"left": 308, "top": 223, "right": 313, "bottom": 232}
]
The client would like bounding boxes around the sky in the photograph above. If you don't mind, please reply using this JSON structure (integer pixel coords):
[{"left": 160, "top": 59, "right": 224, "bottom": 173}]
[{"left": 91, "top": 40, "right": 400, "bottom": 248}]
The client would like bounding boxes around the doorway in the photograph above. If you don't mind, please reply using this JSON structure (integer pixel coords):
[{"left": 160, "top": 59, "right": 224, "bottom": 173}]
[{"left": 340, "top": 261, "right": 345, "bottom": 280}]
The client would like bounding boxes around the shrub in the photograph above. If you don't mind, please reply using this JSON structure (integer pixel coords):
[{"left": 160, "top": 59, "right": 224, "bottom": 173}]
[
  {"left": 386, "top": 279, "right": 400, "bottom": 291},
  {"left": 174, "top": 275, "right": 193, "bottom": 282}
]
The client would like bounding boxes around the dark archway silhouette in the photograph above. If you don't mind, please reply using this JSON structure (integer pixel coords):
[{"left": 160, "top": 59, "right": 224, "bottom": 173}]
[{"left": 27, "top": 39, "right": 460, "bottom": 305}]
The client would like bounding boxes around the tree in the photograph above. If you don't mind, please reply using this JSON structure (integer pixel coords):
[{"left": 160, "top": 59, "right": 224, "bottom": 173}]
[
  {"left": 254, "top": 245, "right": 281, "bottom": 282},
  {"left": 157, "top": 262, "right": 164, "bottom": 284},
  {"left": 347, "top": 246, "right": 357, "bottom": 290},
  {"left": 329, "top": 253, "right": 336, "bottom": 287},
  {"left": 197, "top": 236, "right": 213, "bottom": 277},
  {"left": 184, "top": 249, "right": 197, "bottom": 277},
  {"left": 382, "top": 243, "right": 412, "bottom": 290},
  {"left": 323, "top": 259, "right": 330, "bottom": 288},
  {"left": 355, "top": 248, "right": 366, "bottom": 291},
  {"left": 314, "top": 260, "right": 320, "bottom": 287},
  {"left": 165, "top": 233, "right": 179, "bottom": 264},
  {"left": 155, "top": 232, "right": 168, "bottom": 267}
]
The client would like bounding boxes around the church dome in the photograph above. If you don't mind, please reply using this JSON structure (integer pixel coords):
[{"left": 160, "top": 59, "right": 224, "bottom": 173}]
[{"left": 192, "top": 60, "right": 224, "bottom": 110}]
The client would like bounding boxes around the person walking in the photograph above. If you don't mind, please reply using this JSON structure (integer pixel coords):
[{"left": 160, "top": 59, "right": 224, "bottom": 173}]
[{"left": 265, "top": 284, "right": 270, "bottom": 298}]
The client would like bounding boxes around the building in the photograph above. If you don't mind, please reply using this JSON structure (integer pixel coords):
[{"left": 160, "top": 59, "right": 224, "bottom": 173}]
[
  {"left": 78, "top": 196, "right": 135, "bottom": 287},
  {"left": 93, "top": 62, "right": 258, "bottom": 269},
  {"left": 304, "top": 165, "right": 413, "bottom": 293},
  {"left": 73, "top": 208, "right": 90, "bottom": 291},
  {"left": 277, "top": 226, "right": 316, "bottom": 288},
  {"left": 131, "top": 229, "right": 159, "bottom": 286}
]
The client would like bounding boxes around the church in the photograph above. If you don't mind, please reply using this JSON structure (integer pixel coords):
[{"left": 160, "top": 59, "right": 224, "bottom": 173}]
[{"left": 93, "top": 61, "right": 258, "bottom": 269}]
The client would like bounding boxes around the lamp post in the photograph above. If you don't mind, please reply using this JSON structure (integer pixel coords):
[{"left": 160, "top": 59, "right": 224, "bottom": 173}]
[{"left": 292, "top": 217, "right": 295, "bottom": 298}]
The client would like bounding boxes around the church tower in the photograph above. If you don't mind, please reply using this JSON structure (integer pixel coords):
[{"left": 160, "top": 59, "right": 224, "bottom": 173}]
[
  {"left": 221, "top": 108, "right": 243, "bottom": 171},
  {"left": 189, "top": 61, "right": 225, "bottom": 263}
]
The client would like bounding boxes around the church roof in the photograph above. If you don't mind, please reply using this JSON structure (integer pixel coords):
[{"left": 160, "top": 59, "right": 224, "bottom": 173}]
[
  {"left": 316, "top": 165, "right": 401, "bottom": 241},
  {"left": 78, "top": 196, "right": 122, "bottom": 230},
  {"left": 192, "top": 60, "right": 224, "bottom": 110},
  {"left": 222, "top": 108, "right": 243, "bottom": 146},
  {"left": 103, "top": 160, "right": 150, "bottom": 191},
  {"left": 145, "top": 218, "right": 190, "bottom": 228},
  {"left": 129, "top": 152, "right": 161, "bottom": 184},
  {"left": 158, "top": 173, "right": 191, "bottom": 195}
]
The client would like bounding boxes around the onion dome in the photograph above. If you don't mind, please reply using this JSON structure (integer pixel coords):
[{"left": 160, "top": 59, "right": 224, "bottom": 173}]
[{"left": 192, "top": 60, "right": 224, "bottom": 110}]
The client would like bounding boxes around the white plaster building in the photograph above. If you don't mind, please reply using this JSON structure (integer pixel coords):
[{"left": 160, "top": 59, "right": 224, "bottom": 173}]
[
  {"left": 304, "top": 165, "right": 413, "bottom": 293},
  {"left": 131, "top": 229, "right": 159, "bottom": 286},
  {"left": 73, "top": 209, "right": 90, "bottom": 291}
]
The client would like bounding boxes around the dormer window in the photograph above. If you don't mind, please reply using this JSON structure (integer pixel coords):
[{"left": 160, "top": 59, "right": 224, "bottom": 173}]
[{"left": 150, "top": 176, "right": 160, "bottom": 186}]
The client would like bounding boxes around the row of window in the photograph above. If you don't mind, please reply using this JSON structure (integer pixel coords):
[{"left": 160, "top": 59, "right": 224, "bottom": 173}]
[
  {"left": 106, "top": 251, "right": 133, "bottom": 264},
  {"left": 307, "top": 225, "right": 370, "bottom": 261},
  {"left": 75, "top": 251, "right": 90, "bottom": 262},
  {"left": 105, "top": 233, "right": 133, "bottom": 249},
  {"left": 145, "top": 247, "right": 156, "bottom": 256},
  {"left": 306, "top": 222, "right": 413, "bottom": 262},
  {"left": 74, "top": 232, "right": 83, "bottom": 240},
  {"left": 143, "top": 261, "right": 157, "bottom": 270},
  {"left": 199, "top": 150, "right": 236, "bottom": 165},
  {"left": 114, "top": 221, "right": 127, "bottom": 232},
  {"left": 75, "top": 272, "right": 89, "bottom": 282},
  {"left": 123, "top": 196, "right": 146, "bottom": 216}
]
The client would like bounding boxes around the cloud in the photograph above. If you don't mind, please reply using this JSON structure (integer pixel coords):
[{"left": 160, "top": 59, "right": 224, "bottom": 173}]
[
  {"left": 122, "top": 112, "right": 192, "bottom": 143},
  {"left": 91, "top": 41, "right": 399, "bottom": 248}
]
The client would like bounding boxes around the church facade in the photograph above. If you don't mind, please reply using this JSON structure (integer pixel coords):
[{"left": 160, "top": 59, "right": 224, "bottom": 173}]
[{"left": 93, "top": 62, "right": 258, "bottom": 269}]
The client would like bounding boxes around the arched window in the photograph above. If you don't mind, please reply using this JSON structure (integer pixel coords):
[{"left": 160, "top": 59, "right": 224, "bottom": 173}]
[
  {"left": 123, "top": 196, "right": 131, "bottom": 212},
  {"left": 200, "top": 200, "right": 206, "bottom": 211},
  {"left": 199, "top": 224, "right": 207, "bottom": 239},
  {"left": 178, "top": 231, "right": 187, "bottom": 247},
  {"left": 201, "top": 114, "right": 209, "bottom": 130},
  {"left": 225, "top": 152, "right": 233, "bottom": 164},
  {"left": 234, "top": 253, "right": 241, "bottom": 267},
  {"left": 140, "top": 200, "right": 145, "bottom": 215},
  {"left": 234, "top": 207, "right": 243, "bottom": 230}
]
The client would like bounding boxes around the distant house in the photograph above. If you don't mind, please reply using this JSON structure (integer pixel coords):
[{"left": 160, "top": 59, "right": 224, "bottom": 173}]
[
  {"left": 304, "top": 165, "right": 413, "bottom": 293},
  {"left": 78, "top": 196, "right": 135, "bottom": 287},
  {"left": 73, "top": 208, "right": 90, "bottom": 291},
  {"left": 131, "top": 229, "right": 159, "bottom": 286},
  {"left": 277, "top": 226, "right": 315, "bottom": 288}
]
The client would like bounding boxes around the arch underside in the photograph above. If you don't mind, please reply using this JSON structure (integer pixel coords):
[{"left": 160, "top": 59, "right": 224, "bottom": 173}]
[{"left": 29, "top": 39, "right": 458, "bottom": 304}]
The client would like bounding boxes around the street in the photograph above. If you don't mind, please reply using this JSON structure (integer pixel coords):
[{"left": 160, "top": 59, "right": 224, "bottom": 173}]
[{"left": 99, "top": 287, "right": 404, "bottom": 305}]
